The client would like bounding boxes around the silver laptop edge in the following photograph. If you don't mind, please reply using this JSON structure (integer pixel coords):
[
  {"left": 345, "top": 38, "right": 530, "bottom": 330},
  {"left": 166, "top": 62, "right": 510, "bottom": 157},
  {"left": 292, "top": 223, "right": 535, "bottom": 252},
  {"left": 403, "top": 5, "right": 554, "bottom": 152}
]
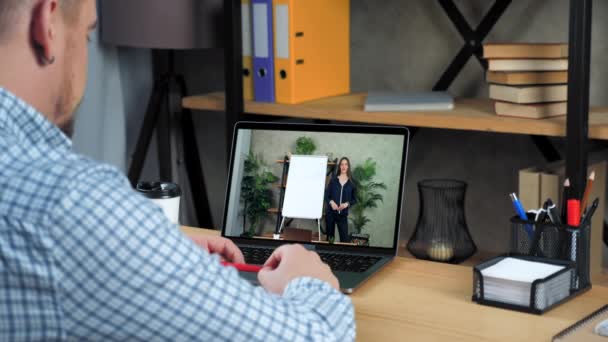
[{"left": 221, "top": 122, "right": 410, "bottom": 293}]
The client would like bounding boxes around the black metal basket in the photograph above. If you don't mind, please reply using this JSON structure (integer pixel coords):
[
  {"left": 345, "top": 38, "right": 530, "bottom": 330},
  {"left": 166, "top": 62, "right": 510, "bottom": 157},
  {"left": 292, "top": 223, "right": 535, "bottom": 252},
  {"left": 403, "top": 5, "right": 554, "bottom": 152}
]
[
  {"left": 471, "top": 216, "right": 592, "bottom": 314},
  {"left": 472, "top": 255, "right": 577, "bottom": 314},
  {"left": 510, "top": 216, "right": 591, "bottom": 291}
]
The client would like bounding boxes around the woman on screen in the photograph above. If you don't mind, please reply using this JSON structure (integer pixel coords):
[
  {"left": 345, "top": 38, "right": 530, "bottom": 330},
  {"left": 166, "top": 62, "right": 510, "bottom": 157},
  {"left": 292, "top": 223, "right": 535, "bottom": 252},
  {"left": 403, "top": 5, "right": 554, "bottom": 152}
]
[{"left": 325, "top": 157, "right": 357, "bottom": 242}]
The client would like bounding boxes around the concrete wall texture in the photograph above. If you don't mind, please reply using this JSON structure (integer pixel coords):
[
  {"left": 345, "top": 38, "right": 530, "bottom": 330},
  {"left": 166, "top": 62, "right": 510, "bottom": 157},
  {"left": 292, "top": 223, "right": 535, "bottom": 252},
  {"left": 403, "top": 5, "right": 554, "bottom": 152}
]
[{"left": 172, "top": 0, "right": 608, "bottom": 256}]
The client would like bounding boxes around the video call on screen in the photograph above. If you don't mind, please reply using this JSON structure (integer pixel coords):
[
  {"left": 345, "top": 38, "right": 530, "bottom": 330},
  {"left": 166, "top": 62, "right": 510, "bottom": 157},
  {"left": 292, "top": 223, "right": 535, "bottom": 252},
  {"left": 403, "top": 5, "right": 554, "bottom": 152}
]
[{"left": 224, "top": 129, "right": 404, "bottom": 249}]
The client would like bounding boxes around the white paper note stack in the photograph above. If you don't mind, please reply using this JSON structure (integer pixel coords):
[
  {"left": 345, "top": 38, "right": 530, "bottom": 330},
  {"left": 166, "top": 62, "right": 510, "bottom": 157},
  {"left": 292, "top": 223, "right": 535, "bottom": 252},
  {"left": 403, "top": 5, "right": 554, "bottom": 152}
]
[{"left": 480, "top": 257, "right": 571, "bottom": 308}]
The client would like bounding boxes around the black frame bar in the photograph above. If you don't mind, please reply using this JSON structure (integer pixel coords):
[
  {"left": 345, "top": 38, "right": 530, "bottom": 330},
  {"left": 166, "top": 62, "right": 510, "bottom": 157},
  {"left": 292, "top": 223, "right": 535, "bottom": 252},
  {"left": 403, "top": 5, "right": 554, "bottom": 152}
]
[
  {"left": 566, "top": 0, "right": 592, "bottom": 199},
  {"left": 224, "top": 0, "right": 244, "bottom": 163},
  {"left": 128, "top": 77, "right": 166, "bottom": 185},
  {"left": 177, "top": 76, "right": 215, "bottom": 228},
  {"left": 530, "top": 136, "right": 562, "bottom": 162},
  {"left": 128, "top": 51, "right": 214, "bottom": 228}
]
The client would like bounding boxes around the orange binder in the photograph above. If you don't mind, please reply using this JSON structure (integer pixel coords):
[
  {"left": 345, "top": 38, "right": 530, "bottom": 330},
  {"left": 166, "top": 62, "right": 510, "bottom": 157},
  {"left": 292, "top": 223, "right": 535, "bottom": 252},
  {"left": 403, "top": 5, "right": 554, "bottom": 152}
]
[
  {"left": 273, "top": 0, "right": 350, "bottom": 104},
  {"left": 242, "top": 0, "right": 254, "bottom": 100}
]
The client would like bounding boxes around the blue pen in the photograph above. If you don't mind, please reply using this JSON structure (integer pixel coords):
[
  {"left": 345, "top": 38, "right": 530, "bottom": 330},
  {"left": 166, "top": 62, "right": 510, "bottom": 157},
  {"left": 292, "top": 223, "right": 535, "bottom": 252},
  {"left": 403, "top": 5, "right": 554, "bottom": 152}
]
[{"left": 510, "top": 193, "right": 534, "bottom": 239}]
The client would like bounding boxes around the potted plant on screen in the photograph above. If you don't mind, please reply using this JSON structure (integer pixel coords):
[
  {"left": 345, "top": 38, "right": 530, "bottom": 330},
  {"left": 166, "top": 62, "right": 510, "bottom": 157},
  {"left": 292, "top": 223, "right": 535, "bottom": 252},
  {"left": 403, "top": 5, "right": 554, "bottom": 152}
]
[
  {"left": 240, "top": 153, "right": 278, "bottom": 237},
  {"left": 294, "top": 137, "right": 316, "bottom": 155},
  {"left": 349, "top": 159, "right": 387, "bottom": 246}
]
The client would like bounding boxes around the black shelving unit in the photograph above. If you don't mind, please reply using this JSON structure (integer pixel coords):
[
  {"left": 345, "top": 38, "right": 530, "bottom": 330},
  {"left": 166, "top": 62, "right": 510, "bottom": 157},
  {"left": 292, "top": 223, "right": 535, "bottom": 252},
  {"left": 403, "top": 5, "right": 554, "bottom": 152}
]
[{"left": 221, "top": 0, "right": 592, "bottom": 199}]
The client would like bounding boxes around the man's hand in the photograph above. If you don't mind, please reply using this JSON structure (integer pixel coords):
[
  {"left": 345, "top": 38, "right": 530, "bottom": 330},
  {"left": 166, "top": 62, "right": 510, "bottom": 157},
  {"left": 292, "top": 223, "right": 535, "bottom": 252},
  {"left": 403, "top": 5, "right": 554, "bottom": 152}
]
[
  {"left": 188, "top": 235, "right": 245, "bottom": 263},
  {"left": 258, "top": 245, "right": 339, "bottom": 294},
  {"left": 338, "top": 202, "right": 348, "bottom": 210}
]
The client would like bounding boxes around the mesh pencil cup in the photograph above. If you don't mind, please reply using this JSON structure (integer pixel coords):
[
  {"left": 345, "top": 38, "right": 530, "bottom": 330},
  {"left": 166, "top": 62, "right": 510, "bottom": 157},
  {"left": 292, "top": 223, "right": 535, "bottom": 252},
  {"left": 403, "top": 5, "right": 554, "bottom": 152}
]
[{"left": 510, "top": 216, "right": 591, "bottom": 291}]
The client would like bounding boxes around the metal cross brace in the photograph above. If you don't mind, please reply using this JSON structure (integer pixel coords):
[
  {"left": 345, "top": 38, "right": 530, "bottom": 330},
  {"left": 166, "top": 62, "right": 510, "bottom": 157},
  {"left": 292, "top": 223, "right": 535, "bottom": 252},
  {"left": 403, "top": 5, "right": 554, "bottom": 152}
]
[
  {"left": 433, "top": 0, "right": 511, "bottom": 91},
  {"left": 431, "top": 0, "right": 562, "bottom": 162}
]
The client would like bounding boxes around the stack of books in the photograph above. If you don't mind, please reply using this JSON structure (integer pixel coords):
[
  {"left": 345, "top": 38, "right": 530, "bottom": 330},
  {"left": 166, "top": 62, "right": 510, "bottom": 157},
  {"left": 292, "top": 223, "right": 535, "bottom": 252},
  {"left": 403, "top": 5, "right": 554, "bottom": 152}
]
[{"left": 483, "top": 43, "right": 569, "bottom": 119}]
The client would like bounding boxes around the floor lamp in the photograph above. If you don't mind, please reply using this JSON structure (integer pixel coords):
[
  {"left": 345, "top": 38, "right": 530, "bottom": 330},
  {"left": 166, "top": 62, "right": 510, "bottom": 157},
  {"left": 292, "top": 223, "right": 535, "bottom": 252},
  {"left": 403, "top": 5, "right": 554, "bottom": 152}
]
[{"left": 100, "top": 0, "right": 222, "bottom": 227}]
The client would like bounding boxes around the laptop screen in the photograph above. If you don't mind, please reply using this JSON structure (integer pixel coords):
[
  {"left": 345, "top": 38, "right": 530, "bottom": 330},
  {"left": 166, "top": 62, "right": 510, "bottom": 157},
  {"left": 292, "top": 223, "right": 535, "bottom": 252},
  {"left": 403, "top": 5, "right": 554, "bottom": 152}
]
[{"left": 223, "top": 123, "right": 408, "bottom": 250}]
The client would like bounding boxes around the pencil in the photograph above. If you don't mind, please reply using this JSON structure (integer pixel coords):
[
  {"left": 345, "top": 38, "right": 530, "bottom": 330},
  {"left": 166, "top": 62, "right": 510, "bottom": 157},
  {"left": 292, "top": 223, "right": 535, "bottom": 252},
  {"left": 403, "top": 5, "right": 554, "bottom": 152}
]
[
  {"left": 580, "top": 170, "right": 595, "bottom": 217},
  {"left": 561, "top": 178, "right": 570, "bottom": 222},
  {"left": 220, "top": 261, "right": 263, "bottom": 273}
]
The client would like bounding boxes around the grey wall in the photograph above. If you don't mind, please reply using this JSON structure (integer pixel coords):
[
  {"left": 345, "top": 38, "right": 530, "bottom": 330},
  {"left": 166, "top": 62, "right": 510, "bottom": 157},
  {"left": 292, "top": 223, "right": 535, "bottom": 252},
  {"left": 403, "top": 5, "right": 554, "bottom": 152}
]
[
  {"left": 169, "top": 0, "right": 608, "bottom": 255},
  {"left": 73, "top": 27, "right": 127, "bottom": 170}
]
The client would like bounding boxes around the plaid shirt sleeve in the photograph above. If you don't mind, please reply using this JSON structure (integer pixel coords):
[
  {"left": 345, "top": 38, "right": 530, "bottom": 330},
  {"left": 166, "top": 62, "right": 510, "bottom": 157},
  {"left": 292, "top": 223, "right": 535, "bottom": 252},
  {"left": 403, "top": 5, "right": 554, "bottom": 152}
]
[{"left": 50, "top": 163, "right": 355, "bottom": 341}]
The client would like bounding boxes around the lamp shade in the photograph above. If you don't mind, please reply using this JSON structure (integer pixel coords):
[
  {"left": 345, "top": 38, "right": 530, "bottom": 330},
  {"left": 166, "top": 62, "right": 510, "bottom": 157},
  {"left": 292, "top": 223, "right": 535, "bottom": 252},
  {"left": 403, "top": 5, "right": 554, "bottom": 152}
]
[{"left": 100, "top": 0, "right": 223, "bottom": 49}]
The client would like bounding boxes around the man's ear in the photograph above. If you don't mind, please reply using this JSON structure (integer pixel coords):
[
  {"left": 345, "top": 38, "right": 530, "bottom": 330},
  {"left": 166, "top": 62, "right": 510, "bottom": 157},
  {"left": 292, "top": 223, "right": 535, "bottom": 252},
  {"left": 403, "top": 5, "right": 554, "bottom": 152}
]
[{"left": 31, "top": 0, "right": 59, "bottom": 65}]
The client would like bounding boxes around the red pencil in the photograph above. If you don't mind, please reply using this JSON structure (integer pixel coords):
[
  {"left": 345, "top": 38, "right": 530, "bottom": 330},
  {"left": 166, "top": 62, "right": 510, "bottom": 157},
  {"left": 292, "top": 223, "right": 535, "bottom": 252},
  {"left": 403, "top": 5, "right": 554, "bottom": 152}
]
[
  {"left": 221, "top": 261, "right": 263, "bottom": 273},
  {"left": 580, "top": 170, "right": 595, "bottom": 217}
]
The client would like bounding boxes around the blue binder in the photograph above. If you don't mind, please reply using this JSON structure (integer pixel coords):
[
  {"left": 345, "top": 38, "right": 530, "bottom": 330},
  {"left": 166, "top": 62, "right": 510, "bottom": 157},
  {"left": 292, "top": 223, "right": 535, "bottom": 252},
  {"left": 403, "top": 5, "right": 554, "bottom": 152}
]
[{"left": 252, "top": 0, "right": 275, "bottom": 102}]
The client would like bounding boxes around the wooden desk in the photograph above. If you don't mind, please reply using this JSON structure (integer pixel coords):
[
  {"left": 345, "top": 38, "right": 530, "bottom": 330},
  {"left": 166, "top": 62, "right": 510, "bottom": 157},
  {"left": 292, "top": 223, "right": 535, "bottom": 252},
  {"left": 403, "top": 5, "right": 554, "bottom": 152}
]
[{"left": 181, "top": 227, "right": 608, "bottom": 341}]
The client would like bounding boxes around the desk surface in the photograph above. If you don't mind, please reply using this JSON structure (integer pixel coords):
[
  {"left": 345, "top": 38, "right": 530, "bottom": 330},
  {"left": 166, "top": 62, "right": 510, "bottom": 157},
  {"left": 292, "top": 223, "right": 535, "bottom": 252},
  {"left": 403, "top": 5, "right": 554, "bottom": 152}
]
[{"left": 181, "top": 227, "right": 608, "bottom": 341}]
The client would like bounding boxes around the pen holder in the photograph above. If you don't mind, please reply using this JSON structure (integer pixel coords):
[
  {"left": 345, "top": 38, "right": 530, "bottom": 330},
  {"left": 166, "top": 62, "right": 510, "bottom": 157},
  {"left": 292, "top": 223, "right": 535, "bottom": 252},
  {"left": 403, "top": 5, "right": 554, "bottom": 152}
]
[{"left": 510, "top": 216, "right": 591, "bottom": 291}]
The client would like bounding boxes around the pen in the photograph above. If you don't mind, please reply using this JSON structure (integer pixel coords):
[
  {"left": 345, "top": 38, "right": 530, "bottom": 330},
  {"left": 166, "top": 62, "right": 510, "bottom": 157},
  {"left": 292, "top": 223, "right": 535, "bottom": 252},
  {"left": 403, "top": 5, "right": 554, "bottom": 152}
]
[
  {"left": 546, "top": 199, "right": 561, "bottom": 225},
  {"left": 529, "top": 201, "right": 550, "bottom": 256},
  {"left": 581, "top": 198, "right": 599, "bottom": 226},
  {"left": 536, "top": 200, "right": 550, "bottom": 223},
  {"left": 510, "top": 193, "right": 534, "bottom": 238},
  {"left": 221, "top": 262, "right": 263, "bottom": 273},
  {"left": 510, "top": 193, "right": 528, "bottom": 219}
]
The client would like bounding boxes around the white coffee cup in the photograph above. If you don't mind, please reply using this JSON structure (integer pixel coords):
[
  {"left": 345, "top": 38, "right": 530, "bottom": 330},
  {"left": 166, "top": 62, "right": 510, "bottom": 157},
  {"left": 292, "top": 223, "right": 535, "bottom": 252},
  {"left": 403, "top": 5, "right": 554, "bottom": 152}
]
[{"left": 136, "top": 181, "right": 181, "bottom": 224}]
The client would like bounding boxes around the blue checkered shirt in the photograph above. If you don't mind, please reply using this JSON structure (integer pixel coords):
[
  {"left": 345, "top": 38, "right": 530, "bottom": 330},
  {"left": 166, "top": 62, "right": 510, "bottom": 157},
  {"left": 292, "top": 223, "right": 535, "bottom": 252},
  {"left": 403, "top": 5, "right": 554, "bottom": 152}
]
[{"left": 0, "top": 88, "right": 355, "bottom": 341}]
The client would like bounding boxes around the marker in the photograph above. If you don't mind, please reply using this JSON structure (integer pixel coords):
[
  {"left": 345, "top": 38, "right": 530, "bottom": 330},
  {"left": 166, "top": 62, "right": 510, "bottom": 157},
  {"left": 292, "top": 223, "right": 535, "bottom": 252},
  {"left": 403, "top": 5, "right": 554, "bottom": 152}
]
[
  {"left": 567, "top": 199, "right": 581, "bottom": 227},
  {"left": 561, "top": 178, "right": 570, "bottom": 222},
  {"left": 546, "top": 199, "right": 562, "bottom": 225},
  {"left": 529, "top": 202, "right": 550, "bottom": 256},
  {"left": 221, "top": 262, "right": 263, "bottom": 273},
  {"left": 570, "top": 227, "right": 579, "bottom": 289},
  {"left": 566, "top": 198, "right": 582, "bottom": 289},
  {"left": 581, "top": 198, "right": 599, "bottom": 226},
  {"left": 510, "top": 193, "right": 534, "bottom": 238}
]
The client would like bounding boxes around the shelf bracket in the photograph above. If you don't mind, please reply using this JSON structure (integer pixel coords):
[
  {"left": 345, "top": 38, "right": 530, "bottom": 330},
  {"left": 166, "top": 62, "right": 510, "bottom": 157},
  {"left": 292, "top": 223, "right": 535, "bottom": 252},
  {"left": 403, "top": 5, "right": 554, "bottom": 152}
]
[
  {"left": 529, "top": 136, "right": 562, "bottom": 163},
  {"left": 433, "top": 0, "right": 512, "bottom": 91}
]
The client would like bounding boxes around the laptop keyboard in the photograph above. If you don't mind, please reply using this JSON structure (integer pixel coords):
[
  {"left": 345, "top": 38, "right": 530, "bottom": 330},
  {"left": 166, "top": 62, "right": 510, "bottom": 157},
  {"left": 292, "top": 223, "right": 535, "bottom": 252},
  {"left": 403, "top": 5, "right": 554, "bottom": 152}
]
[
  {"left": 241, "top": 247, "right": 382, "bottom": 273},
  {"left": 319, "top": 253, "right": 382, "bottom": 273},
  {"left": 241, "top": 247, "right": 274, "bottom": 265}
]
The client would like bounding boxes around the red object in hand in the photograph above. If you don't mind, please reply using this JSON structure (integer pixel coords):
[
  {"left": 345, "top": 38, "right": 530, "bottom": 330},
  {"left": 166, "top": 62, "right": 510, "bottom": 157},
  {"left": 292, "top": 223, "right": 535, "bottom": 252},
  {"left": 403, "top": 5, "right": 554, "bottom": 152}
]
[
  {"left": 567, "top": 199, "right": 581, "bottom": 227},
  {"left": 221, "top": 261, "right": 263, "bottom": 273}
]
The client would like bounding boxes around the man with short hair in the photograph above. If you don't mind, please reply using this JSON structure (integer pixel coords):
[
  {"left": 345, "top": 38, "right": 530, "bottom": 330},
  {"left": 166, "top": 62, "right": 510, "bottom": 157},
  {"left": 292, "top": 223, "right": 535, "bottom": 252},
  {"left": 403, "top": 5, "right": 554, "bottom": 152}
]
[{"left": 0, "top": 1, "right": 355, "bottom": 340}]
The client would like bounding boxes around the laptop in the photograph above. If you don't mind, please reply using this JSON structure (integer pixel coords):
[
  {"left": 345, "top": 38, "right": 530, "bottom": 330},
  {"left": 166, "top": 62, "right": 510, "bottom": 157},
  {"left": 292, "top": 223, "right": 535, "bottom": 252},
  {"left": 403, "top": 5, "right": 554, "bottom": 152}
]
[{"left": 222, "top": 122, "right": 410, "bottom": 293}]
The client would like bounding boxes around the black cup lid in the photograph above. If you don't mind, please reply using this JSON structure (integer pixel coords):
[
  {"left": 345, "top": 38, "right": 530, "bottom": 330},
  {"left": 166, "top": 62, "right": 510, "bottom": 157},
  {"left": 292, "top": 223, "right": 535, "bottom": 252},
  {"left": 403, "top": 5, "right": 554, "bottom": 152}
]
[{"left": 136, "top": 181, "right": 181, "bottom": 199}]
